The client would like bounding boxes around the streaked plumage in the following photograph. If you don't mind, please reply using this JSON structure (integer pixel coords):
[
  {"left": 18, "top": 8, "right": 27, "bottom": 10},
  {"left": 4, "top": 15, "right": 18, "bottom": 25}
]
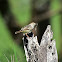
[{"left": 15, "top": 22, "right": 38, "bottom": 35}]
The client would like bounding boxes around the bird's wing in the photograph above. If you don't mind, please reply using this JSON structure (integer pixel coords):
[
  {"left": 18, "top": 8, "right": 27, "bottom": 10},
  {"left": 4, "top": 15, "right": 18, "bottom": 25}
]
[{"left": 21, "top": 25, "right": 32, "bottom": 31}]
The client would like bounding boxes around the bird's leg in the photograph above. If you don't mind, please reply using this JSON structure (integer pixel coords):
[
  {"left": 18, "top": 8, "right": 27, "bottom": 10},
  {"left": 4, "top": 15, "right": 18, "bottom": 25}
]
[{"left": 25, "top": 33, "right": 30, "bottom": 38}]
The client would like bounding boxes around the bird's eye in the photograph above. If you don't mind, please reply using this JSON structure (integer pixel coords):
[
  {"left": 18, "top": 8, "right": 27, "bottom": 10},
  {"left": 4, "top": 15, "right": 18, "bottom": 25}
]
[{"left": 21, "top": 29, "right": 22, "bottom": 31}]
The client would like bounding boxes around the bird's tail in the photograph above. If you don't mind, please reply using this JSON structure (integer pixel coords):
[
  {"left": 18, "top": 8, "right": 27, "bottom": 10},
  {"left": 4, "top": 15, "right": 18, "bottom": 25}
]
[{"left": 15, "top": 30, "right": 23, "bottom": 34}]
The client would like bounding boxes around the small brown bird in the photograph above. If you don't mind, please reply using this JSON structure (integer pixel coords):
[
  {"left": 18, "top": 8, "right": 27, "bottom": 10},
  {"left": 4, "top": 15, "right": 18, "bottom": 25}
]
[{"left": 15, "top": 22, "right": 38, "bottom": 37}]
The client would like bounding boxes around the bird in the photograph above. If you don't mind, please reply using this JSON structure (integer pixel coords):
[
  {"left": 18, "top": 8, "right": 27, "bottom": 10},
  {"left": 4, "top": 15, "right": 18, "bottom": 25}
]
[{"left": 15, "top": 22, "right": 38, "bottom": 37}]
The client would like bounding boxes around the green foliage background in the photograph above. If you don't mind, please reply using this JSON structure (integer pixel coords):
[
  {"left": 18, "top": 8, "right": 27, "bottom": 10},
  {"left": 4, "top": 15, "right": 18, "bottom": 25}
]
[
  {"left": 9, "top": 0, "right": 31, "bottom": 26},
  {"left": 50, "top": 0, "right": 61, "bottom": 52},
  {"left": 0, "top": 0, "right": 61, "bottom": 62},
  {"left": 0, "top": 16, "right": 26, "bottom": 62}
]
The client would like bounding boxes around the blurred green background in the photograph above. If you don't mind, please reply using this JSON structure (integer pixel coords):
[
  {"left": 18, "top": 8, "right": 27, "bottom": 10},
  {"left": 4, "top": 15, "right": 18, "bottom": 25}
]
[{"left": 0, "top": 0, "right": 62, "bottom": 62}]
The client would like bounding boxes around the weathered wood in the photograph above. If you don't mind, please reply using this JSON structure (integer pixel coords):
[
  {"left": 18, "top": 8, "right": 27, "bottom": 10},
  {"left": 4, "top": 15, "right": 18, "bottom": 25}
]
[{"left": 23, "top": 25, "right": 58, "bottom": 62}]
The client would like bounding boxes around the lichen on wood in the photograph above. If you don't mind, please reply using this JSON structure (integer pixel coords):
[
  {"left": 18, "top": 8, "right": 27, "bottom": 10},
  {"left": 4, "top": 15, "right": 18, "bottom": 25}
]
[{"left": 23, "top": 25, "right": 58, "bottom": 62}]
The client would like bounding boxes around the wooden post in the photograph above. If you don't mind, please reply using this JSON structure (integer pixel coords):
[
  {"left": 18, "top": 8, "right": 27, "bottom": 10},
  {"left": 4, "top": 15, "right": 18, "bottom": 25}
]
[{"left": 23, "top": 25, "right": 58, "bottom": 62}]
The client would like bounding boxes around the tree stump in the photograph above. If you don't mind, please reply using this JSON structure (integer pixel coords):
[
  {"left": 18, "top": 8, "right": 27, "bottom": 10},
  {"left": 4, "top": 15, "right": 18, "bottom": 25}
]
[{"left": 23, "top": 25, "right": 58, "bottom": 62}]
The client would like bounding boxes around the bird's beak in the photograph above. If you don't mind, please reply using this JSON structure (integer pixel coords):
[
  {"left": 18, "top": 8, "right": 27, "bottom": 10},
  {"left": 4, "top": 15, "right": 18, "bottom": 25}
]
[
  {"left": 34, "top": 23, "right": 38, "bottom": 28},
  {"left": 36, "top": 23, "right": 38, "bottom": 26}
]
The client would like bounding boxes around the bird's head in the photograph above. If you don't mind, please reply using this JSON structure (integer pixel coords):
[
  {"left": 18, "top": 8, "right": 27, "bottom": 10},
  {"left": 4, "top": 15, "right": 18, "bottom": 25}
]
[{"left": 30, "top": 22, "right": 38, "bottom": 28}]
